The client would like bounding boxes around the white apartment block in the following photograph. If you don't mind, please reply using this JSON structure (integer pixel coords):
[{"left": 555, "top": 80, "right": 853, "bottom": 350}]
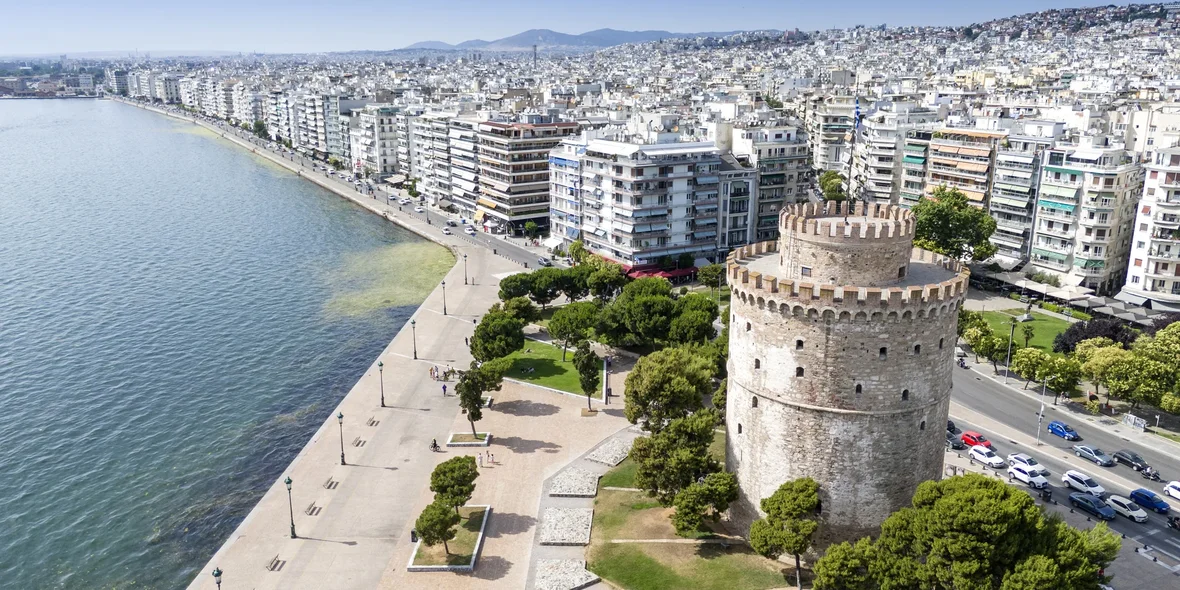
[
  {"left": 448, "top": 117, "right": 481, "bottom": 215},
  {"left": 719, "top": 154, "right": 758, "bottom": 250},
  {"left": 154, "top": 76, "right": 180, "bottom": 104},
  {"left": 729, "top": 122, "right": 810, "bottom": 242},
  {"left": 804, "top": 93, "right": 855, "bottom": 172},
  {"left": 478, "top": 118, "right": 579, "bottom": 233},
  {"left": 413, "top": 113, "right": 453, "bottom": 205},
  {"left": 1029, "top": 137, "right": 1142, "bottom": 294},
  {"left": 1120, "top": 148, "right": 1180, "bottom": 310},
  {"left": 349, "top": 104, "right": 399, "bottom": 176},
  {"left": 178, "top": 78, "right": 200, "bottom": 110},
  {"left": 231, "top": 83, "right": 264, "bottom": 126},
  {"left": 266, "top": 90, "right": 295, "bottom": 144},
  {"left": 549, "top": 133, "right": 723, "bottom": 265},
  {"left": 848, "top": 101, "right": 939, "bottom": 204}
]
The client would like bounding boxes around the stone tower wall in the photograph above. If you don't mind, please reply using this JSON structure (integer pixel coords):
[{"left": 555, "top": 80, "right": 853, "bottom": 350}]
[
  {"left": 778, "top": 201, "right": 916, "bottom": 287},
  {"left": 724, "top": 236, "right": 967, "bottom": 546}
]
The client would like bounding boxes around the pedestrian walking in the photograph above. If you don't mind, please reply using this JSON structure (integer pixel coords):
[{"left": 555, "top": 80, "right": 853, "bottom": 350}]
[
  {"left": 465, "top": 337, "right": 469, "bottom": 347},
  {"left": 477, "top": 454, "right": 483, "bottom": 468},
  {"left": 490, "top": 453, "right": 495, "bottom": 465},
  {"left": 442, "top": 384, "right": 447, "bottom": 396}
]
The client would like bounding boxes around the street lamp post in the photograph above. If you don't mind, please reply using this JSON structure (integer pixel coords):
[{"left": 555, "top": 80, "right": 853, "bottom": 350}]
[
  {"left": 411, "top": 319, "right": 418, "bottom": 359},
  {"left": 1035, "top": 381, "right": 1047, "bottom": 446},
  {"left": 441, "top": 280, "right": 447, "bottom": 315},
  {"left": 377, "top": 361, "right": 385, "bottom": 407},
  {"left": 337, "top": 412, "right": 346, "bottom": 465},
  {"left": 1003, "top": 320, "right": 1016, "bottom": 384},
  {"left": 285, "top": 477, "right": 296, "bottom": 538},
  {"left": 212, "top": 567, "right": 222, "bottom": 590},
  {"left": 463, "top": 254, "right": 468, "bottom": 285}
]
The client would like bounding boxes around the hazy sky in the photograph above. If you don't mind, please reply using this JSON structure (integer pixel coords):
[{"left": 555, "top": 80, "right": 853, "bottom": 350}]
[{"left": 0, "top": 0, "right": 1135, "bottom": 56}]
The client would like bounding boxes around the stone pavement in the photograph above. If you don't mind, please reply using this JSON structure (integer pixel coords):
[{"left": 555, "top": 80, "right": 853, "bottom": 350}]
[
  {"left": 186, "top": 243, "right": 519, "bottom": 590},
  {"left": 377, "top": 375, "right": 632, "bottom": 589}
]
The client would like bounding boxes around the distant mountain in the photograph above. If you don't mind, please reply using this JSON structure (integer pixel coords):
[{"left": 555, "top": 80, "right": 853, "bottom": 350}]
[{"left": 403, "top": 28, "right": 747, "bottom": 51}]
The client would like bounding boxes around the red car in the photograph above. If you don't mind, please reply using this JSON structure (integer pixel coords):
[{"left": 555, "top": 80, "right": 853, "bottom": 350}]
[{"left": 961, "top": 430, "right": 992, "bottom": 449}]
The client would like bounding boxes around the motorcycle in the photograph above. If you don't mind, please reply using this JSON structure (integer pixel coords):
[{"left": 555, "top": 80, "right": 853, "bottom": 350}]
[
  {"left": 1168, "top": 517, "right": 1180, "bottom": 531},
  {"left": 958, "top": 358, "right": 968, "bottom": 369},
  {"left": 1142, "top": 468, "right": 1162, "bottom": 482}
]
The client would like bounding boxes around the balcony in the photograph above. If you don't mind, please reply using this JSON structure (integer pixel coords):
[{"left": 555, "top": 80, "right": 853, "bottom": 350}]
[
  {"left": 731, "top": 190, "right": 751, "bottom": 198},
  {"left": 1037, "top": 225, "right": 1072, "bottom": 237}
]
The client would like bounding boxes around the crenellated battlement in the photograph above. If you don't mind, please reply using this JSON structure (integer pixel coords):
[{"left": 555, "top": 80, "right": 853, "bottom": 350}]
[
  {"left": 726, "top": 241, "right": 969, "bottom": 319},
  {"left": 779, "top": 200, "right": 915, "bottom": 243}
]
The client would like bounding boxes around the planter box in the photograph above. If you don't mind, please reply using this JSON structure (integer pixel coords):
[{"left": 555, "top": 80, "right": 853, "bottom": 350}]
[
  {"left": 447, "top": 432, "right": 493, "bottom": 447},
  {"left": 406, "top": 505, "right": 491, "bottom": 572}
]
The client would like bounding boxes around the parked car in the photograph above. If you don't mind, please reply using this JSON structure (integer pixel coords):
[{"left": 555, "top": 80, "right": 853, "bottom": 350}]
[
  {"left": 1114, "top": 450, "right": 1150, "bottom": 471},
  {"left": 1069, "top": 493, "right": 1116, "bottom": 521},
  {"left": 1007, "top": 453, "right": 1050, "bottom": 477},
  {"left": 969, "top": 445, "right": 1006, "bottom": 468},
  {"left": 446, "top": 220, "right": 458, "bottom": 227},
  {"left": 414, "top": 206, "right": 425, "bottom": 213},
  {"left": 1129, "top": 488, "right": 1171, "bottom": 513},
  {"left": 1107, "top": 495, "right": 1149, "bottom": 522},
  {"left": 387, "top": 194, "right": 398, "bottom": 201},
  {"left": 537, "top": 257, "right": 552, "bottom": 267},
  {"left": 1008, "top": 464, "right": 1049, "bottom": 489},
  {"left": 1062, "top": 470, "right": 1106, "bottom": 496},
  {"left": 946, "top": 431, "right": 966, "bottom": 450},
  {"left": 961, "top": 431, "right": 992, "bottom": 449},
  {"left": 1047, "top": 420, "right": 1080, "bottom": 441},
  {"left": 954, "top": 346, "right": 968, "bottom": 358},
  {"left": 1166, "top": 481, "right": 1180, "bottom": 501},
  {"left": 442, "top": 228, "right": 452, "bottom": 235},
  {"left": 1072, "top": 445, "right": 1116, "bottom": 467},
  {"left": 399, "top": 198, "right": 411, "bottom": 205},
  {"left": 947, "top": 420, "right": 960, "bottom": 434}
]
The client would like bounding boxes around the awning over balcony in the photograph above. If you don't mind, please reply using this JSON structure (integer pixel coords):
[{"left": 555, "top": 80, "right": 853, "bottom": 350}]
[
  {"left": 1044, "top": 166, "right": 1081, "bottom": 175},
  {"left": 1040, "top": 184, "right": 1078, "bottom": 199},
  {"left": 1033, "top": 248, "right": 1068, "bottom": 261},
  {"left": 995, "top": 183, "right": 1030, "bottom": 194},
  {"left": 991, "top": 196, "right": 1028, "bottom": 209},
  {"left": 1038, "top": 199, "right": 1077, "bottom": 212},
  {"left": 477, "top": 198, "right": 498, "bottom": 209},
  {"left": 902, "top": 155, "right": 925, "bottom": 164}
]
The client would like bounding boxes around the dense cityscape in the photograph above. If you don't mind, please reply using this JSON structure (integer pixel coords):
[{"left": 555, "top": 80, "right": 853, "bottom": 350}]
[{"left": 8, "top": 2, "right": 1180, "bottom": 589}]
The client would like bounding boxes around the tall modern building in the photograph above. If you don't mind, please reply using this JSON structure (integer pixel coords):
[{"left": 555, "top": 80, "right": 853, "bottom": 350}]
[
  {"left": 350, "top": 105, "right": 399, "bottom": 177},
  {"left": 804, "top": 93, "right": 855, "bottom": 172},
  {"left": 1121, "top": 147, "right": 1180, "bottom": 310},
  {"left": 477, "top": 117, "right": 578, "bottom": 233},
  {"left": 729, "top": 122, "right": 811, "bottom": 242},
  {"left": 448, "top": 117, "right": 481, "bottom": 215}
]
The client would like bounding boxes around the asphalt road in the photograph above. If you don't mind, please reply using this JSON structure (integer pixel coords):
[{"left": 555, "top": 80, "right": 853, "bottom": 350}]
[{"left": 951, "top": 367, "right": 1180, "bottom": 562}]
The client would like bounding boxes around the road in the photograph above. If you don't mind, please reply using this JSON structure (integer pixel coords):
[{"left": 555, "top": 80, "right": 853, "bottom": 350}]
[{"left": 952, "top": 367, "right": 1180, "bottom": 563}]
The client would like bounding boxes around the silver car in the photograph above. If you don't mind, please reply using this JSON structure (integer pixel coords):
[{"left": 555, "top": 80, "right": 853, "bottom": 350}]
[{"left": 1072, "top": 445, "right": 1115, "bottom": 467}]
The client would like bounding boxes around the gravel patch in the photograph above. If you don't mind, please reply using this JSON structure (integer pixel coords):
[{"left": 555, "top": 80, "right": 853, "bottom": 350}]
[
  {"left": 538, "top": 508, "right": 593, "bottom": 546},
  {"left": 533, "top": 559, "right": 600, "bottom": 590},
  {"left": 549, "top": 467, "right": 600, "bottom": 497},
  {"left": 585, "top": 438, "right": 632, "bottom": 467}
]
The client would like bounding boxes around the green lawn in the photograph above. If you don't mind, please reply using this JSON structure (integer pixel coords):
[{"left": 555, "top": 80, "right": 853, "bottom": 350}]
[
  {"left": 599, "top": 430, "right": 726, "bottom": 489},
  {"left": 412, "top": 506, "right": 487, "bottom": 566},
  {"left": 450, "top": 433, "right": 488, "bottom": 443},
  {"left": 589, "top": 542, "right": 790, "bottom": 590},
  {"left": 980, "top": 311, "right": 1070, "bottom": 356},
  {"left": 533, "top": 306, "right": 560, "bottom": 328},
  {"left": 503, "top": 340, "right": 585, "bottom": 394}
]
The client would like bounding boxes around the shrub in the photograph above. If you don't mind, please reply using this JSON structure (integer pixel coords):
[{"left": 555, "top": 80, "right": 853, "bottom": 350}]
[
  {"left": 1009, "top": 292, "right": 1022, "bottom": 301},
  {"left": 1040, "top": 302, "right": 1060, "bottom": 313},
  {"left": 1072, "top": 310, "right": 1092, "bottom": 321}
]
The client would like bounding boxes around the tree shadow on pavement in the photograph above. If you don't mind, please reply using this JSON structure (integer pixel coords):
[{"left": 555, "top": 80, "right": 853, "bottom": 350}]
[
  {"left": 483, "top": 512, "right": 536, "bottom": 538},
  {"left": 493, "top": 436, "right": 561, "bottom": 454},
  {"left": 492, "top": 399, "right": 560, "bottom": 417},
  {"left": 602, "top": 408, "right": 626, "bottom": 419},
  {"left": 463, "top": 555, "right": 512, "bottom": 581}
]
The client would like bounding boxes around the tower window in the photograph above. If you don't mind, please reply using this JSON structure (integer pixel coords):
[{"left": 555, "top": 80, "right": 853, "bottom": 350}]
[
  {"left": 920, "top": 420, "right": 926, "bottom": 431},
  {"left": 738, "top": 423, "right": 743, "bottom": 434},
  {"left": 796, "top": 367, "right": 805, "bottom": 377},
  {"left": 752, "top": 397, "right": 758, "bottom": 408},
  {"left": 913, "top": 344, "right": 921, "bottom": 355},
  {"left": 796, "top": 339, "right": 804, "bottom": 350},
  {"left": 801, "top": 266, "right": 812, "bottom": 277},
  {"left": 898, "top": 266, "right": 907, "bottom": 279},
  {"left": 754, "top": 359, "right": 761, "bottom": 369},
  {"left": 902, "top": 389, "right": 910, "bottom": 401},
  {"left": 855, "top": 384, "right": 862, "bottom": 395},
  {"left": 746, "top": 322, "right": 751, "bottom": 331},
  {"left": 879, "top": 347, "right": 887, "bottom": 360}
]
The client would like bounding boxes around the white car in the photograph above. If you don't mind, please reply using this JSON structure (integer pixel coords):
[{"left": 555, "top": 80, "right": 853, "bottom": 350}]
[
  {"left": 399, "top": 198, "right": 411, "bottom": 205},
  {"left": 414, "top": 206, "right": 425, "bottom": 213},
  {"left": 1007, "top": 464, "right": 1049, "bottom": 489},
  {"left": 1007, "top": 453, "right": 1049, "bottom": 477},
  {"left": 1062, "top": 470, "right": 1106, "bottom": 496},
  {"left": 1107, "top": 495, "right": 1148, "bottom": 523},
  {"left": 969, "top": 445, "right": 1006, "bottom": 469},
  {"left": 387, "top": 195, "right": 398, "bottom": 201},
  {"left": 1166, "top": 481, "right": 1180, "bottom": 500},
  {"left": 464, "top": 226, "right": 477, "bottom": 235},
  {"left": 442, "top": 228, "right": 452, "bottom": 235}
]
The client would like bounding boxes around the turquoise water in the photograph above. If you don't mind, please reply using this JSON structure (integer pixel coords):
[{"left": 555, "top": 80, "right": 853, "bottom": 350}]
[{"left": 0, "top": 100, "right": 451, "bottom": 589}]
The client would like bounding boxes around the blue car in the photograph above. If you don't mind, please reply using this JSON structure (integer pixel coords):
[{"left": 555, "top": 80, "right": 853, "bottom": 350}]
[
  {"left": 1048, "top": 420, "right": 1081, "bottom": 441},
  {"left": 1130, "top": 488, "right": 1171, "bottom": 513},
  {"left": 1070, "top": 492, "right": 1116, "bottom": 520}
]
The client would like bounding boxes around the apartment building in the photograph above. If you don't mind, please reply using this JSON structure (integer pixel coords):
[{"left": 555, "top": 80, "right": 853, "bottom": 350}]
[
  {"left": 549, "top": 133, "right": 723, "bottom": 266},
  {"left": 477, "top": 117, "right": 578, "bottom": 233},
  {"left": 924, "top": 127, "right": 1006, "bottom": 207},
  {"left": 105, "top": 70, "right": 128, "bottom": 95},
  {"left": 350, "top": 105, "right": 401, "bottom": 175},
  {"left": 984, "top": 120, "right": 1062, "bottom": 265},
  {"left": 1029, "top": 137, "right": 1141, "bottom": 294},
  {"left": 803, "top": 93, "right": 855, "bottom": 172},
  {"left": 413, "top": 113, "right": 453, "bottom": 205},
  {"left": 154, "top": 76, "right": 180, "bottom": 104},
  {"left": 719, "top": 154, "right": 758, "bottom": 249},
  {"left": 266, "top": 90, "right": 295, "bottom": 144},
  {"left": 395, "top": 108, "right": 426, "bottom": 177},
  {"left": 448, "top": 117, "right": 481, "bottom": 215},
  {"left": 178, "top": 78, "right": 200, "bottom": 110},
  {"left": 231, "top": 83, "right": 264, "bottom": 126},
  {"left": 293, "top": 94, "right": 340, "bottom": 158},
  {"left": 849, "top": 101, "right": 940, "bottom": 204},
  {"left": 1119, "top": 147, "right": 1180, "bottom": 309},
  {"left": 729, "top": 121, "right": 810, "bottom": 242}
]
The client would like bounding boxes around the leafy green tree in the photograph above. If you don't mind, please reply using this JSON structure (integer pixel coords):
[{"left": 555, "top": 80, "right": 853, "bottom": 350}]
[
  {"left": 813, "top": 474, "right": 1120, "bottom": 590},
  {"left": 977, "top": 334, "right": 1009, "bottom": 373},
  {"left": 1073, "top": 337, "right": 1118, "bottom": 365},
  {"left": 675, "top": 292, "right": 720, "bottom": 319},
  {"left": 963, "top": 324, "right": 995, "bottom": 362},
  {"left": 1011, "top": 347, "right": 1050, "bottom": 389},
  {"left": 1021, "top": 323, "right": 1035, "bottom": 348},
  {"left": 624, "top": 347, "right": 715, "bottom": 432},
  {"left": 814, "top": 538, "right": 875, "bottom": 590},
  {"left": 912, "top": 186, "right": 998, "bottom": 261},
  {"left": 631, "top": 409, "right": 720, "bottom": 505},
  {"left": 677, "top": 252, "right": 695, "bottom": 269},
  {"left": 548, "top": 301, "right": 599, "bottom": 361},
  {"left": 1081, "top": 345, "right": 1129, "bottom": 401},
  {"left": 669, "top": 310, "right": 717, "bottom": 344},
  {"left": 671, "top": 471, "right": 739, "bottom": 536},
  {"left": 470, "top": 311, "right": 525, "bottom": 362},
  {"left": 567, "top": 239, "right": 588, "bottom": 265},
  {"left": 559, "top": 265, "right": 592, "bottom": 302},
  {"left": 499, "top": 296, "right": 538, "bottom": 323},
  {"left": 1105, "top": 354, "right": 1169, "bottom": 407},
  {"left": 528, "top": 267, "right": 564, "bottom": 309},
  {"left": 750, "top": 478, "right": 821, "bottom": 590},
  {"left": 524, "top": 221, "right": 539, "bottom": 239},
  {"left": 430, "top": 455, "right": 480, "bottom": 514},
  {"left": 958, "top": 308, "right": 987, "bottom": 338},
  {"left": 498, "top": 272, "right": 533, "bottom": 301},
  {"left": 1038, "top": 356, "right": 1083, "bottom": 402},
  {"left": 415, "top": 499, "right": 461, "bottom": 554},
  {"left": 455, "top": 359, "right": 507, "bottom": 437},
  {"left": 696, "top": 263, "right": 725, "bottom": 299},
  {"left": 587, "top": 264, "right": 628, "bottom": 301},
  {"left": 572, "top": 340, "right": 601, "bottom": 411},
  {"left": 1053, "top": 319, "right": 1136, "bottom": 354},
  {"left": 712, "top": 378, "right": 728, "bottom": 418},
  {"left": 819, "top": 170, "right": 847, "bottom": 202},
  {"left": 252, "top": 119, "right": 268, "bottom": 138}
]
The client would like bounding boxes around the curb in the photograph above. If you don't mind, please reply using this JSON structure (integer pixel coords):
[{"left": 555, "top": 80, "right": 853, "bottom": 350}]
[
  {"left": 446, "top": 432, "right": 493, "bottom": 447},
  {"left": 405, "top": 505, "right": 492, "bottom": 572}
]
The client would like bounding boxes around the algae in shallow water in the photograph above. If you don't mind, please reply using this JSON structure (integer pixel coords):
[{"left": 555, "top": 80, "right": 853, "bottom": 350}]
[{"left": 323, "top": 240, "right": 454, "bottom": 318}]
